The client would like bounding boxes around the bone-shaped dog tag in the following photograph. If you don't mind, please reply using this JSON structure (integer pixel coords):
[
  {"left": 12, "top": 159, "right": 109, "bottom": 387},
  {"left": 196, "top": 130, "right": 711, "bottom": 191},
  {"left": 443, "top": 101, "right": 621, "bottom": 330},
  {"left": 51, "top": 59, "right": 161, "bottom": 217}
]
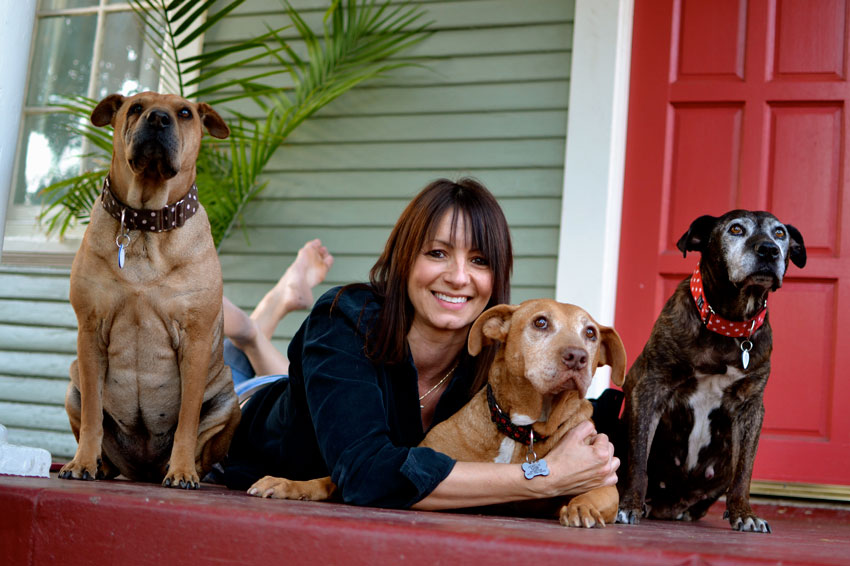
[{"left": 522, "top": 459, "right": 550, "bottom": 479}]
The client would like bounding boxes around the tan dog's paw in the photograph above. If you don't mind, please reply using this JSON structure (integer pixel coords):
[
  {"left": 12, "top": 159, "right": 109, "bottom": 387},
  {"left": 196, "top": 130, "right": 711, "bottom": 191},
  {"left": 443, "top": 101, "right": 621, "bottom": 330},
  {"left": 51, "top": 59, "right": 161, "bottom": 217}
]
[
  {"left": 162, "top": 464, "right": 200, "bottom": 489},
  {"left": 248, "top": 475, "right": 335, "bottom": 500},
  {"left": 559, "top": 501, "right": 607, "bottom": 528},
  {"left": 58, "top": 456, "right": 101, "bottom": 481}
]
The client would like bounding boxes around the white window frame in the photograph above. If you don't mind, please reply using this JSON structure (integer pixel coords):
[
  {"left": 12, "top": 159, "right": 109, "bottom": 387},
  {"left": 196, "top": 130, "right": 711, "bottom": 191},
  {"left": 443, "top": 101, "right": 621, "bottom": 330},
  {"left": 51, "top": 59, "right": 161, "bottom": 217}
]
[{"left": 1, "top": 1, "right": 204, "bottom": 267}]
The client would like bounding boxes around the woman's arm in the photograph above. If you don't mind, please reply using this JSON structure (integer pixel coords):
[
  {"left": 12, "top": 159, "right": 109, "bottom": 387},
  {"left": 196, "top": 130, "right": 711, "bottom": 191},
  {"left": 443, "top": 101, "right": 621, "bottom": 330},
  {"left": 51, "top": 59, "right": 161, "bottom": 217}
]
[{"left": 412, "top": 420, "right": 619, "bottom": 510}]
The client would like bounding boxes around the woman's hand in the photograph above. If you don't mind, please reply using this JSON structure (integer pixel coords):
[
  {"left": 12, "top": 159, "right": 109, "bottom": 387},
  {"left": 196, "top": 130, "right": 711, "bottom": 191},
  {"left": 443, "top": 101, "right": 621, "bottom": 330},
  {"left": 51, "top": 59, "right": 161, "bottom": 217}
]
[{"left": 533, "top": 420, "right": 620, "bottom": 498}]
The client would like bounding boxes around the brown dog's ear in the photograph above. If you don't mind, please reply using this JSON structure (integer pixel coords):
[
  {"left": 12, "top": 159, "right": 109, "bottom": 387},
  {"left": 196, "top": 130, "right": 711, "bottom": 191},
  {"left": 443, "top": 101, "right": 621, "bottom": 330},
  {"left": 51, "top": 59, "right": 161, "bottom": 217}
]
[
  {"left": 676, "top": 215, "right": 717, "bottom": 258},
  {"left": 91, "top": 94, "right": 126, "bottom": 128},
  {"left": 197, "top": 103, "right": 230, "bottom": 139},
  {"left": 468, "top": 304, "right": 517, "bottom": 356},
  {"left": 785, "top": 223, "right": 807, "bottom": 268},
  {"left": 596, "top": 325, "right": 627, "bottom": 386}
]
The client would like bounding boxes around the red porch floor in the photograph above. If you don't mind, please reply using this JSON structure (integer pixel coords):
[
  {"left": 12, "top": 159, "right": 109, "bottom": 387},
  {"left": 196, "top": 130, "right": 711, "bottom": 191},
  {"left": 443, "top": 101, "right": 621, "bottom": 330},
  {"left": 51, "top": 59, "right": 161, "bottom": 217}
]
[{"left": 2, "top": 473, "right": 849, "bottom": 566}]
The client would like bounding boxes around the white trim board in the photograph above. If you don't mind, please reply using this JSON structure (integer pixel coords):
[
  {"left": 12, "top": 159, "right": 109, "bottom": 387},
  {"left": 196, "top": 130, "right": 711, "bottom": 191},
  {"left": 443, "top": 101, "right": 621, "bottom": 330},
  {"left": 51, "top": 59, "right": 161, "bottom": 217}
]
[{"left": 556, "top": 0, "right": 633, "bottom": 396}]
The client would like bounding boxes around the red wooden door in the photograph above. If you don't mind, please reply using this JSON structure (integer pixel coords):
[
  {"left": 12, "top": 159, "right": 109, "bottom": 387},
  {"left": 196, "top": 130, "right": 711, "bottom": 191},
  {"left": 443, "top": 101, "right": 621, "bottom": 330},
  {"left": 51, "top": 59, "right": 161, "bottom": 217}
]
[{"left": 616, "top": 0, "right": 850, "bottom": 488}]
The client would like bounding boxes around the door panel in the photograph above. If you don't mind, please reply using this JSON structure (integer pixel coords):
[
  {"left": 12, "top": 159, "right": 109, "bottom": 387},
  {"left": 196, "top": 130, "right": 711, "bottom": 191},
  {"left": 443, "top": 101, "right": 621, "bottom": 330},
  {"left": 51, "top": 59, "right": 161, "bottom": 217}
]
[{"left": 617, "top": 0, "right": 850, "bottom": 487}]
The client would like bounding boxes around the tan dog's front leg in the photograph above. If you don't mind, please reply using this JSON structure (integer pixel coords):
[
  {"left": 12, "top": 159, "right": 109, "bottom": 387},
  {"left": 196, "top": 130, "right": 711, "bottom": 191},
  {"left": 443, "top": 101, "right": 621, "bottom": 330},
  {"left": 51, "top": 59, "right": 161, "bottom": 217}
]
[
  {"left": 164, "top": 332, "right": 212, "bottom": 489},
  {"left": 60, "top": 327, "right": 107, "bottom": 480},
  {"left": 249, "top": 476, "right": 338, "bottom": 500},
  {"left": 560, "top": 485, "right": 619, "bottom": 528}
]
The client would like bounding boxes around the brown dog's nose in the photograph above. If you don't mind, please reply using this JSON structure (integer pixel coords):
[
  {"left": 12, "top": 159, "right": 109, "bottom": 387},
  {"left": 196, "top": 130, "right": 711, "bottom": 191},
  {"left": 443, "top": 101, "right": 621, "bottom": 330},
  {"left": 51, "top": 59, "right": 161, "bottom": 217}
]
[
  {"left": 146, "top": 109, "right": 172, "bottom": 130},
  {"left": 562, "top": 348, "right": 588, "bottom": 370}
]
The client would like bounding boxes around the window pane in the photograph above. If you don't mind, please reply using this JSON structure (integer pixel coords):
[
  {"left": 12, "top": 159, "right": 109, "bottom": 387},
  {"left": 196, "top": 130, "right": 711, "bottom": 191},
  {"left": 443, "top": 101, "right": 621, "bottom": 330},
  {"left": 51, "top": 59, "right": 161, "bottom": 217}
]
[
  {"left": 13, "top": 113, "right": 92, "bottom": 206},
  {"left": 27, "top": 15, "right": 97, "bottom": 107},
  {"left": 39, "top": 0, "right": 97, "bottom": 8},
  {"left": 96, "top": 11, "right": 161, "bottom": 98}
]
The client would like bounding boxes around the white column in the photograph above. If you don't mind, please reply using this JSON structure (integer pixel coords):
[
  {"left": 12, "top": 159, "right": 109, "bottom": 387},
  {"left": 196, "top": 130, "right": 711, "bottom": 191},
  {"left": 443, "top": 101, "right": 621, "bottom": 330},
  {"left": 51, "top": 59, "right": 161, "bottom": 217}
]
[
  {"left": 0, "top": 1, "right": 37, "bottom": 262},
  {"left": 556, "top": 0, "right": 634, "bottom": 396}
]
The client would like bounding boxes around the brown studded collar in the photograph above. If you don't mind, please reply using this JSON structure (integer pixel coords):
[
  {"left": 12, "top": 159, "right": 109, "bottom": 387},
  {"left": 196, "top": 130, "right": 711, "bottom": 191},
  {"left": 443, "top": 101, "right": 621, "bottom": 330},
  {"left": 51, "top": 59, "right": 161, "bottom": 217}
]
[{"left": 100, "top": 176, "right": 200, "bottom": 233}]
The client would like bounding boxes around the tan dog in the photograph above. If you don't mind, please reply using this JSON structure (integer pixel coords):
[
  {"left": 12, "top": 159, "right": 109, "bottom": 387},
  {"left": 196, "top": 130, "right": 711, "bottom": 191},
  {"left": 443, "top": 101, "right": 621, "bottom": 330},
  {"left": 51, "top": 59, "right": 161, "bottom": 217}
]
[
  {"left": 251, "top": 299, "right": 626, "bottom": 527},
  {"left": 59, "top": 92, "right": 241, "bottom": 488}
]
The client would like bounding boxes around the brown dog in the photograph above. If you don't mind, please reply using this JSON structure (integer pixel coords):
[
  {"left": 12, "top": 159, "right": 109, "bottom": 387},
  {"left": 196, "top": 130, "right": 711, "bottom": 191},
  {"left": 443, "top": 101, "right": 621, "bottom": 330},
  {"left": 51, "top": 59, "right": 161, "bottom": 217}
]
[
  {"left": 616, "top": 210, "right": 806, "bottom": 532},
  {"left": 60, "top": 92, "right": 241, "bottom": 488},
  {"left": 250, "top": 299, "right": 626, "bottom": 527}
]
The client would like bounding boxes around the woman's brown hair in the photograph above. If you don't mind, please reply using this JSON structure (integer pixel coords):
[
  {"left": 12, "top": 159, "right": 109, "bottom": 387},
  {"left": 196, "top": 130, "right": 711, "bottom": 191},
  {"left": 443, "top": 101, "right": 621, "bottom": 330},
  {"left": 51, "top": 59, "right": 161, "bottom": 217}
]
[{"left": 359, "top": 177, "right": 513, "bottom": 393}]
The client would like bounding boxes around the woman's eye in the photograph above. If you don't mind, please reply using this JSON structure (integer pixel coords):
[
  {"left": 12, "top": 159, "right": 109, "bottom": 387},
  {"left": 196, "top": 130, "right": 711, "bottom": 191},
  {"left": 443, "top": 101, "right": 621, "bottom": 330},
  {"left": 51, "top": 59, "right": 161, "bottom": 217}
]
[
  {"left": 774, "top": 228, "right": 786, "bottom": 239},
  {"left": 585, "top": 327, "right": 597, "bottom": 341},
  {"left": 426, "top": 249, "right": 446, "bottom": 258},
  {"left": 533, "top": 317, "right": 548, "bottom": 329},
  {"left": 471, "top": 256, "right": 489, "bottom": 267},
  {"left": 729, "top": 224, "right": 744, "bottom": 236}
]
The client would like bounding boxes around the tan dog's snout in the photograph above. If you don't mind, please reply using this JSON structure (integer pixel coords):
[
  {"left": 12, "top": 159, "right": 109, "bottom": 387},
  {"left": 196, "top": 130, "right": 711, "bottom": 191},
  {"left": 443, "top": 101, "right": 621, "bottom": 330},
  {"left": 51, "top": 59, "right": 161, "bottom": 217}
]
[{"left": 562, "top": 347, "right": 588, "bottom": 371}]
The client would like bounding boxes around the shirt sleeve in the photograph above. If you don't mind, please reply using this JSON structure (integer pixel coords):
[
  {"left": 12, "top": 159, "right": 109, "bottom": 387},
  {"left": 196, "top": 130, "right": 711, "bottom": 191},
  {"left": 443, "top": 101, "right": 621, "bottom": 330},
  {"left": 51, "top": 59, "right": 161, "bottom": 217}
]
[{"left": 298, "top": 290, "right": 456, "bottom": 508}]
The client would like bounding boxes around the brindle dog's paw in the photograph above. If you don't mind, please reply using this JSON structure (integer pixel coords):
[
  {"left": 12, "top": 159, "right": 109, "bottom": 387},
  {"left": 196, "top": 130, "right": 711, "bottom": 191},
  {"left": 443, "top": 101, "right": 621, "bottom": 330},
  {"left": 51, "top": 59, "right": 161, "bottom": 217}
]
[
  {"left": 58, "top": 457, "right": 101, "bottom": 481},
  {"left": 560, "top": 502, "right": 607, "bottom": 528},
  {"left": 724, "top": 510, "right": 771, "bottom": 533},
  {"left": 162, "top": 465, "right": 201, "bottom": 489}
]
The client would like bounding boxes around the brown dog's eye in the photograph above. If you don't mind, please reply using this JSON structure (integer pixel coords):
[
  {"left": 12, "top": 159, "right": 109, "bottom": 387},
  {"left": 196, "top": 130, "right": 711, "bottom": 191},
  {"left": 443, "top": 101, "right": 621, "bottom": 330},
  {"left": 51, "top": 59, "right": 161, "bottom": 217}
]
[
  {"left": 585, "top": 327, "right": 597, "bottom": 341},
  {"left": 178, "top": 108, "right": 192, "bottom": 119},
  {"left": 129, "top": 104, "right": 143, "bottom": 115},
  {"left": 729, "top": 224, "right": 744, "bottom": 236},
  {"left": 774, "top": 228, "right": 786, "bottom": 239},
  {"left": 533, "top": 317, "right": 548, "bottom": 330}
]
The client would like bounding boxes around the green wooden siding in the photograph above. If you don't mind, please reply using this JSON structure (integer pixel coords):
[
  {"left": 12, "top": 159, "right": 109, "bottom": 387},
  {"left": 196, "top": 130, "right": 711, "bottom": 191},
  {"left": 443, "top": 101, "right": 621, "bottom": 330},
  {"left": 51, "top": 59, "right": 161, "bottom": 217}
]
[{"left": 0, "top": 0, "right": 574, "bottom": 459}]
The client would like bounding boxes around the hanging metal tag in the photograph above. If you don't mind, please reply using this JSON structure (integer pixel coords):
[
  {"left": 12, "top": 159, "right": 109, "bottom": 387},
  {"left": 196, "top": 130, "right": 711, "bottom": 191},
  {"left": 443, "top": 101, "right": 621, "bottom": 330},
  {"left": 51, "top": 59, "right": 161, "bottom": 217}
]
[
  {"left": 741, "top": 339, "right": 753, "bottom": 370},
  {"left": 116, "top": 208, "right": 130, "bottom": 269},
  {"left": 521, "top": 430, "right": 550, "bottom": 479}
]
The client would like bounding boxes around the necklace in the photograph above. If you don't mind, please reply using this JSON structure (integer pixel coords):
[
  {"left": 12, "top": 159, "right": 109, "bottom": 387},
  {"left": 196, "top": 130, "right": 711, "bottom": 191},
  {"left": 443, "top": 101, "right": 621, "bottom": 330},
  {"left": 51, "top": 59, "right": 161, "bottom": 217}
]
[{"left": 419, "top": 363, "right": 458, "bottom": 409}]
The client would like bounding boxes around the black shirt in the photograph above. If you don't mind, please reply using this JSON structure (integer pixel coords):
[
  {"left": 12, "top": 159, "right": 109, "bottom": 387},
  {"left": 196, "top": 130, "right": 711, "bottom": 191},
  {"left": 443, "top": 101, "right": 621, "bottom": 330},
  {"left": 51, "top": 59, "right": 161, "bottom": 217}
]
[{"left": 222, "top": 285, "right": 476, "bottom": 508}]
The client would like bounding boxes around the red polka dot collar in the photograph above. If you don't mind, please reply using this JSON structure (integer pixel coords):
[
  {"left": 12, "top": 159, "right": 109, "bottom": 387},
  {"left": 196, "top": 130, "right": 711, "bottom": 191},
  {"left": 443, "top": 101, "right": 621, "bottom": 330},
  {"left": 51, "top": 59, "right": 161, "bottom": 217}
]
[
  {"left": 690, "top": 264, "right": 767, "bottom": 338},
  {"left": 100, "top": 176, "right": 200, "bottom": 233}
]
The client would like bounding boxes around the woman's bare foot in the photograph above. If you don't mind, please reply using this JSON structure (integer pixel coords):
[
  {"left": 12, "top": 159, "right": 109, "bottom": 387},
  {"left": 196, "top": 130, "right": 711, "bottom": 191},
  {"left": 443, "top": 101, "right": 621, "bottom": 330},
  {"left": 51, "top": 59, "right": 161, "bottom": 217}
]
[{"left": 251, "top": 239, "right": 334, "bottom": 339}]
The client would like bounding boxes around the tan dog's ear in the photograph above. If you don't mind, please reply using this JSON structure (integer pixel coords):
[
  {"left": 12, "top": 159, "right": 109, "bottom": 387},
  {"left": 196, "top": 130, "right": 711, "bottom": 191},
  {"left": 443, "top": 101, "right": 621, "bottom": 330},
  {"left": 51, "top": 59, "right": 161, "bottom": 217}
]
[
  {"left": 91, "top": 94, "right": 126, "bottom": 128},
  {"left": 197, "top": 103, "right": 230, "bottom": 139},
  {"left": 468, "top": 304, "right": 518, "bottom": 356},
  {"left": 596, "top": 325, "right": 627, "bottom": 386}
]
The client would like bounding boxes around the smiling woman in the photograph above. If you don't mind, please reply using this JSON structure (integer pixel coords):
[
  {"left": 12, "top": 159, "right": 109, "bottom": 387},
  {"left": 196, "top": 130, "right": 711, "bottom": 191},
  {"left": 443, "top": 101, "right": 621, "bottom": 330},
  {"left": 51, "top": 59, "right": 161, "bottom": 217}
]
[{"left": 219, "top": 178, "right": 619, "bottom": 511}]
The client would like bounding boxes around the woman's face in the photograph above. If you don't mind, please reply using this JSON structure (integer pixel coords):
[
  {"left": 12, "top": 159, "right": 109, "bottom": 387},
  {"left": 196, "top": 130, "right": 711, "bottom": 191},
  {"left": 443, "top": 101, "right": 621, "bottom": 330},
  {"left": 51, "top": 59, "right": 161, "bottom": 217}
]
[{"left": 407, "top": 211, "right": 494, "bottom": 336}]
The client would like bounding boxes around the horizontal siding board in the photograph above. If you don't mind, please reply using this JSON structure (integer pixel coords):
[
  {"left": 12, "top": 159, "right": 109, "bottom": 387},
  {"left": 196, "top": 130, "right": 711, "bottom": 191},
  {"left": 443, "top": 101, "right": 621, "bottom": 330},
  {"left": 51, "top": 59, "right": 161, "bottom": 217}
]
[
  {"left": 222, "top": 81, "right": 570, "bottom": 117},
  {"left": 239, "top": 197, "right": 562, "bottom": 227},
  {"left": 0, "top": 352, "right": 75, "bottom": 379},
  {"left": 0, "top": 401, "right": 69, "bottom": 432},
  {"left": 219, "top": 226, "right": 559, "bottom": 255},
  {"left": 0, "top": 324, "right": 77, "bottom": 354},
  {"left": 0, "top": 300, "right": 76, "bottom": 328},
  {"left": 265, "top": 140, "right": 565, "bottom": 171},
  {"left": 0, "top": 270, "right": 70, "bottom": 301},
  {"left": 5, "top": 427, "right": 76, "bottom": 460},
  {"left": 248, "top": 169, "right": 565, "bottom": 199},
  {"left": 283, "top": 111, "right": 568, "bottom": 144},
  {"left": 0, "top": 376, "right": 69, "bottom": 405}
]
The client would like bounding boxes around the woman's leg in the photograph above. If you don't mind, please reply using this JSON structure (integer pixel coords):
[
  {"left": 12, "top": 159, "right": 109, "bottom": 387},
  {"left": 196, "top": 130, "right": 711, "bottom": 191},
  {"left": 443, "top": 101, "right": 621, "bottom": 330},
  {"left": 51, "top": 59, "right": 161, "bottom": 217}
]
[{"left": 223, "top": 239, "right": 334, "bottom": 376}]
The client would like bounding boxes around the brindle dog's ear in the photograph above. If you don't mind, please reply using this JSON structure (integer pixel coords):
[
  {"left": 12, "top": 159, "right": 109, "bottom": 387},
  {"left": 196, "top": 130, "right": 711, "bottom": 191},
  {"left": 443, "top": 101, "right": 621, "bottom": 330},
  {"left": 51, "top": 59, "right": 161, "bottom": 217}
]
[
  {"left": 785, "top": 224, "right": 807, "bottom": 268},
  {"left": 468, "top": 304, "right": 517, "bottom": 356},
  {"left": 197, "top": 102, "right": 230, "bottom": 139},
  {"left": 676, "top": 215, "right": 718, "bottom": 258},
  {"left": 91, "top": 94, "right": 126, "bottom": 128},
  {"left": 597, "top": 325, "right": 627, "bottom": 386}
]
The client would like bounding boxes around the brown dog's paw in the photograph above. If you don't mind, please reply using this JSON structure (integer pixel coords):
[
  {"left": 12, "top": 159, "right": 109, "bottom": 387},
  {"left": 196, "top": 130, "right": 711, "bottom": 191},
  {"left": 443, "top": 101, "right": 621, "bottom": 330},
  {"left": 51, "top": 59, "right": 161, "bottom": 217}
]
[
  {"left": 58, "top": 457, "right": 101, "bottom": 481},
  {"left": 247, "top": 475, "right": 335, "bottom": 500},
  {"left": 162, "top": 464, "right": 201, "bottom": 489},
  {"left": 724, "top": 509, "right": 771, "bottom": 533},
  {"left": 560, "top": 502, "right": 607, "bottom": 528}
]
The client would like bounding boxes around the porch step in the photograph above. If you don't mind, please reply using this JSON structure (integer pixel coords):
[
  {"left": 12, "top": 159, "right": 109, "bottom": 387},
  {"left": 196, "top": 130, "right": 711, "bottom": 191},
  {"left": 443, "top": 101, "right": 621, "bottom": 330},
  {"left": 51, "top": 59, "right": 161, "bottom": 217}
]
[{"left": 2, "top": 474, "right": 849, "bottom": 566}]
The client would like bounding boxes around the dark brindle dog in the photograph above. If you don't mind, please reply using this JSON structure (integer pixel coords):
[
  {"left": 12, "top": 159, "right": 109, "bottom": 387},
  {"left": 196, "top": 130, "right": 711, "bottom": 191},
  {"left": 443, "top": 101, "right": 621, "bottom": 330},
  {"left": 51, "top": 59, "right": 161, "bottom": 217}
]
[{"left": 616, "top": 210, "right": 806, "bottom": 533}]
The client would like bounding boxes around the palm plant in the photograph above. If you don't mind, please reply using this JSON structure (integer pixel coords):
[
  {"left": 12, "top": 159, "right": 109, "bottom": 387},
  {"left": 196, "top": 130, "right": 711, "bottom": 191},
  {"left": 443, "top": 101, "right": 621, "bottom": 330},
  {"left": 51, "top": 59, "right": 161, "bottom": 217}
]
[{"left": 38, "top": 0, "right": 432, "bottom": 248}]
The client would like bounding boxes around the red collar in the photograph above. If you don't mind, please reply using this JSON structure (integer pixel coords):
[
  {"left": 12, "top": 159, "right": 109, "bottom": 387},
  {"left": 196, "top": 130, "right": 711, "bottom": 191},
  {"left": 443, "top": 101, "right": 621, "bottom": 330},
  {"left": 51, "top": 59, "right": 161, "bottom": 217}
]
[
  {"left": 690, "top": 265, "right": 767, "bottom": 338},
  {"left": 487, "top": 384, "right": 547, "bottom": 446}
]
